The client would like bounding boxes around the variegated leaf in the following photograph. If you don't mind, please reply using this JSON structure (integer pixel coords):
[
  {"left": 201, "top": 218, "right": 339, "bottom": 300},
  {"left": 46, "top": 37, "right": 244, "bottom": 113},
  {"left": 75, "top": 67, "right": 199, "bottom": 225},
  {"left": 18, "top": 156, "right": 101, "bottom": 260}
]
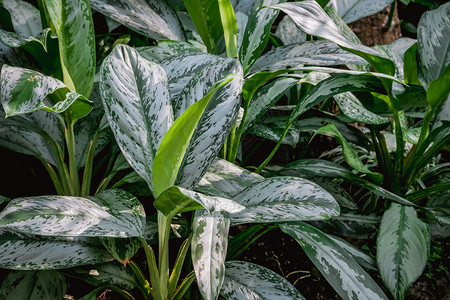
[
  {"left": 274, "top": 15, "right": 306, "bottom": 45},
  {"left": 99, "top": 237, "right": 141, "bottom": 266},
  {"left": 138, "top": 40, "right": 201, "bottom": 62},
  {"left": 0, "top": 189, "right": 145, "bottom": 238},
  {"left": 191, "top": 210, "right": 230, "bottom": 300},
  {"left": 90, "top": 0, "right": 185, "bottom": 41},
  {"left": 334, "top": 92, "right": 389, "bottom": 125},
  {"left": 239, "top": 0, "right": 284, "bottom": 74},
  {"left": 327, "top": 0, "right": 394, "bottom": 24},
  {"left": 377, "top": 203, "right": 430, "bottom": 300},
  {"left": 0, "top": 270, "right": 66, "bottom": 299},
  {"left": 100, "top": 44, "right": 173, "bottom": 190},
  {"left": 0, "top": 41, "right": 34, "bottom": 69},
  {"left": 329, "top": 235, "right": 376, "bottom": 270},
  {"left": 248, "top": 116, "right": 301, "bottom": 147},
  {"left": 45, "top": 0, "right": 95, "bottom": 98},
  {"left": 281, "top": 222, "right": 388, "bottom": 300},
  {"left": 251, "top": 40, "right": 367, "bottom": 73},
  {"left": 221, "top": 260, "right": 305, "bottom": 299},
  {"left": 0, "top": 230, "right": 113, "bottom": 270},
  {"left": 230, "top": 176, "right": 339, "bottom": 225},
  {"left": 417, "top": 2, "right": 450, "bottom": 88},
  {"left": 195, "top": 158, "right": 263, "bottom": 198}
]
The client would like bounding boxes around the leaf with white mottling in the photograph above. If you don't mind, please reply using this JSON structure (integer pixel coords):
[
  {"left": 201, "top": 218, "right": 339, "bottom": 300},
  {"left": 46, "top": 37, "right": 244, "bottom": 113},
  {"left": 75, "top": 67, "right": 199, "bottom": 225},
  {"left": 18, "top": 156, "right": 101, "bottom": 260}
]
[
  {"left": 221, "top": 260, "right": 305, "bottom": 299},
  {"left": 99, "top": 237, "right": 140, "bottom": 266},
  {"left": 0, "top": 189, "right": 145, "bottom": 238},
  {"left": 0, "top": 230, "right": 113, "bottom": 270},
  {"left": 334, "top": 92, "right": 389, "bottom": 125},
  {"left": 248, "top": 116, "right": 300, "bottom": 147},
  {"left": 281, "top": 222, "right": 388, "bottom": 300},
  {"left": 138, "top": 40, "right": 201, "bottom": 62},
  {"left": 274, "top": 15, "right": 306, "bottom": 45},
  {"left": 195, "top": 158, "right": 263, "bottom": 198},
  {"left": 191, "top": 209, "right": 230, "bottom": 300},
  {"left": 100, "top": 44, "right": 173, "bottom": 190},
  {"left": 0, "top": 270, "right": 66, "bottom": 299},
  {"left": 45, "top": 0, "right": 95, "bottom": 97},
  {"left": 90, "top": 0, "right": 185, "bottom": 41},
  {"left": 417, "top": 2, "right": 450, "bottom": 89},
  {"left": 327, "top": 0, "right": 394, "bottom": 24},
  {"left": 230, "top": 176, "right": 339, "bottom": 225},
  {"left": 377, "top": 203, "right": 430, "bottom": 300},
  {"left": 251, "top": 40, "right": 367, "bottom": 73},
  {"left": 329, "top": 235, "right": 376, "bottom": 270}
]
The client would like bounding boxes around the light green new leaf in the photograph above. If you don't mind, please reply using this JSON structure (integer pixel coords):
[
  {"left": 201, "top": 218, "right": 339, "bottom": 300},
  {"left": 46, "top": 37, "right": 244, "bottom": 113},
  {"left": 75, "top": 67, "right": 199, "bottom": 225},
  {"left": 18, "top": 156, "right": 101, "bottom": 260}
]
[
  {"left": 281, "top": 222, "right": 388, "bottom": 300},
  {"left": 0, "top": 270, "right": 66, "bottom": 300},
  {"left": 100, "top": 44, "right": 173, "bottom": 190},
  {"left": 377, "top": 204, "right": 430, "bottom": 300},
  {"left": 0, "top": 230, "right": 113, "bottom": 270},
  {"left": 417, "top": 2, "right": 450, "bottom": 89},
  {"left": 221, "top": 260, "right": 305, "bottom": 299},
  {"left": 45, "top": 0, "right": 95, "bottom": 97},
  {"left": 219, "top": 0, "right": 238, "bottom": 57},
  {"left": 191, "top": 210, "right": 230, "bottom": 300},
  {"left": 230, "top": 176, "right": 340, "bottom": 225},
  {"left": 327, "top": 0, "right": 394, "bottom": 24},
  {"left": 1, "top": 65, "right": 93, "bottom": 119},
  {"left": 314, "top": 123, "right": 383, "bottom": 184},
  {"left": 0, "top": 189, "right": 145, "bottom": 238}
]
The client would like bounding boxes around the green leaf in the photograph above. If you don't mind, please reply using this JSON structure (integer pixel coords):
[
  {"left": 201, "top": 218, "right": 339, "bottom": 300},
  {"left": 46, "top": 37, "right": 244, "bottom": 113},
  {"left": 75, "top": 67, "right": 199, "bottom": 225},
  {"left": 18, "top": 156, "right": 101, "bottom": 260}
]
[
  {"left": 334, "top": 92, "right": 389, "bottom": 125},
  {"left": 219, "top": 0, "right": 238, "bottom": 57},
  {"left": 377, "top": 203, "right": 430, "bottom": 300},
  {"left": 1, "top": 65, "right": 93, "bottom": 120},
  {"left": 191, "top": 210, "right": 230, "bottom": 300},
  {"left": 417, "top": 2, "right": 450, "bottom": 89},
  {"left": 281, "top": 222, "right": 388, "bottom": 300},
  {"left": 44, "top": 0, "right": 95, "bottom": 97},
  {"left": 100, "top": 44, "right": 173, "bottom": 191},
  {"left": 90, "top": 0, "right": 185, "bottom": 41},
  {"left": 137, "top": 40, "right": 201, "bottom": 62},
  {"left": 0, "top": 189, "right": 145, "bottom": 238},
  {"left": 0, "top": 230, "right": 113, "bottom": 270},
  {"left": 248, "top": 115, "right": 302, "bottom": 147},
  {"left": 426, "top": 64, "right": 450, "bottom": 108},
  {"left": 0, "top": 270, "right": 67, "bottom": 299},
  {"left": 329, "top": 235, "right": 377, "bottom": 270},
  {"left": 229, "top": 176, "right": 340, "bottom": 225},
  {"left": 328, "top": 0, "right": 394, "bottom": 24},
  {"left": 314, "top": 123, "right": 383, "bottom": 184},
  {"left": 100, "top": 237, "right": 141, "bottom": 266},
  {"left": 239, "top": 0, "right": 284, "bottom": 74},
  {"left": 403, "top": 42, "right": 421, "bottom": 85},
  {"left": 221, "top": 260, "right": 305, "bottom": 299}
]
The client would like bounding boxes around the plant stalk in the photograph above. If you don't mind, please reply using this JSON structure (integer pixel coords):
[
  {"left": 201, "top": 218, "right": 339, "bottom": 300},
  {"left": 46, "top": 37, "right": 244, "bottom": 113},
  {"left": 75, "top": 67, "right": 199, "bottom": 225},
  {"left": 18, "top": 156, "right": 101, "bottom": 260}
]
[{"left": 64, "top": 114, "right": 80, "bottom": 195}]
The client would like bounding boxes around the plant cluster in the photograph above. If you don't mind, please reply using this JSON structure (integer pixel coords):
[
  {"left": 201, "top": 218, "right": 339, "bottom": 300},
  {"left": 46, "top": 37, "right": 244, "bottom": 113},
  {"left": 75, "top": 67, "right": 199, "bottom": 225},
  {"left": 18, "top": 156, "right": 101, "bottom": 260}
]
[{"left": 0, "top": 0, "right": 448, "bottom": 299}]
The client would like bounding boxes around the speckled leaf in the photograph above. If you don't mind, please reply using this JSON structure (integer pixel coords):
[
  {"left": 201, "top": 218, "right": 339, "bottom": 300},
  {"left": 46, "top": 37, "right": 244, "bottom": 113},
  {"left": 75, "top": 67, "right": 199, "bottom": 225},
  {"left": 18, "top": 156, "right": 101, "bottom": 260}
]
[
  {"left": 248, "top": 116, "right": 300, "bottom": 147},
  {"left": 137, "top": 40, "right": 201, "bottom": 62},
  {"left": 417, "top": 2, "right": 450, "bottom": 89},
  {"left": 329, "top": 235, "right": 376, "bottom": 270},
  {"left": 229, "top": 176, "right": 339, "bottom": 225},
  {"left": 327, "top": 0, "right": 394, "bottom": 24},
  {"left": 1, "top": 65, "right": 93, "bottom": 119},
  {"left": 251, "top": 40, "right": 367, "bottom": 73},
  {"left": 281, "top": 222, "right": 388, "bottom": 300},
  {"left": 0, "top": 270, "right": 66, "bottom": 299},
  {"left": 239, "top": 0, "right": 283, "bottom": 74},
  {"left": 100, "top": 44, "right": 173, "bottom": 190},
  {"left": 195, "top": 158, "right": 263, "bottom": 198},
  {"left": 154, "top": 186, "right": 244, "bottom": 219},
  {"left": 334, "top": 92, "right": 389, "bottom": 125},
  {"left": 45, "top": 0, "right": 95, "bottom": 97},
  {"left": 377, "top": 203, "right": 430, "bottom": 300},
  {"left": 0, "top": 230, "right": 113, "bottom": 270},
  {"left": 221, "top": 260, "right": 305, "bottom": 300},
  {"left": 99, "top": 237, "right": 140, "bottom": 265},
  {"left": 274, "top": 15, "right": 306, "bottom": 45},
  {"left": 191, "top": 209, "right": 230, "bottom": 300},
  {"left": 0, "top": 189, "right": 145, "bottom": 238},
  {"left": 90, "top": 0, "right": 185, "bottom": 41}
]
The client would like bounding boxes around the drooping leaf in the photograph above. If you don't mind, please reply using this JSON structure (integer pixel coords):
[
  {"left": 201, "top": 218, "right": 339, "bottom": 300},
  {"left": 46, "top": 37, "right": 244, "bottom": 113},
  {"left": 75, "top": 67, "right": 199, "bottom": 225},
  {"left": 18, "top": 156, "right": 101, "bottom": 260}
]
[
  {"left": 90, "top": 0, "right": 185, "bottom": 41},
  {"left": 100, "top": 44, "right": 173, "bottom": 191},
  {"left": 281, "top": 222, "right": 388, "bottom": 300},
  {"left": 191, "top": 210, "right": 230, "bottom": 300},
  {"left": 221, "top": 260, "right": 305, "bottom": 299},
  {"left": 327, "top": 0, "right": 394, "bottom": 24},
  {"left": 377, "top": 203, "right": 430, "bottom": 300},
  {"left": 0, "top": 270, "right": 67, "bottom": 299},
  {"left": 229, "top": 176, "right": 340, "bottom": 225},
  {"left": 44, "top": 0, "right": 95, "bottom": 97}
]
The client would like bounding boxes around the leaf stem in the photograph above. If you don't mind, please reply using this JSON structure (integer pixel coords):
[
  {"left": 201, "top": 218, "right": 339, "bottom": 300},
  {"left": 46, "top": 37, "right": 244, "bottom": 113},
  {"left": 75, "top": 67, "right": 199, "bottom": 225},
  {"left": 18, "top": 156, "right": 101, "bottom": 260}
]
[
  {"left": 81, "top": 133, "right": 99, "bottom": 196},
  {"left": 139, "top": 237, "right": 163, "bottom": 300},
  {"left": 255, "top": 124, "right": 291, "bottom": 173},
  {"left": 64, "top": 113, "right": 80, "bottom": 195}
]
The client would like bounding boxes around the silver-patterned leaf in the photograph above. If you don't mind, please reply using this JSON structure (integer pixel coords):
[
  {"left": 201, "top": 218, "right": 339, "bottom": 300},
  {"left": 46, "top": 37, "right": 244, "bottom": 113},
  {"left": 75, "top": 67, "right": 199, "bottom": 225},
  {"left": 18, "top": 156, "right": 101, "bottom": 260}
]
[
  {"left": 281, "top": 222, "right": 388, "bottom": 300},
  {"left": 99, "top": 237, "right": 141, "bottom": 265},
  {"left": 0, "top": 189, "right": 145, "bottom": 238},
  {"left": 221, "top": 260, "right": 305, "bottom": 299},
  {"left": 334, "top": 92, "right": 389, "bottom": 125},
  {"left": 329, "top": 235, "right": 376, "bottom": 270},
  {"left": 0, "top": 230, "right": 113, "bottom": 270},
  {"left": 377, "top": 203, "right": 430, "bottom": 300},
  {"left": 191, "top": 210, "right": 230, "bottom": 300},
  {"left": 137, "top": 40, "right": 201, "bottom": 62},
  {"left": 0, "top": 270, "right": 66, "bottom": 299},
  {"left": 248, "top": 116, "right": 300, "bottom": 147},
  {"left": 327, "top": 0, "right": 394, "bottom": 24},
  {"left": 274, "top": 15, "right": 306, "bottom": 45},
  {"left": 100, "top": 44, "right": 173, "bottom": 190},
  {"left": 90, "top": 0, "right": 185, "bottom": 41},
  {"left": 230, "top": 176, "right": 340, "bottom": 225}
]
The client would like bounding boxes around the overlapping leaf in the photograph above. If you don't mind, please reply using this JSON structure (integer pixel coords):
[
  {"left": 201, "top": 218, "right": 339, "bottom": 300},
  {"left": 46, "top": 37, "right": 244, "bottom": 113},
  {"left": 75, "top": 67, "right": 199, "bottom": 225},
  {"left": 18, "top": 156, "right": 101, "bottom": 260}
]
[{"left": 327, "top": 0, "right": 394, "bottom": 24}]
